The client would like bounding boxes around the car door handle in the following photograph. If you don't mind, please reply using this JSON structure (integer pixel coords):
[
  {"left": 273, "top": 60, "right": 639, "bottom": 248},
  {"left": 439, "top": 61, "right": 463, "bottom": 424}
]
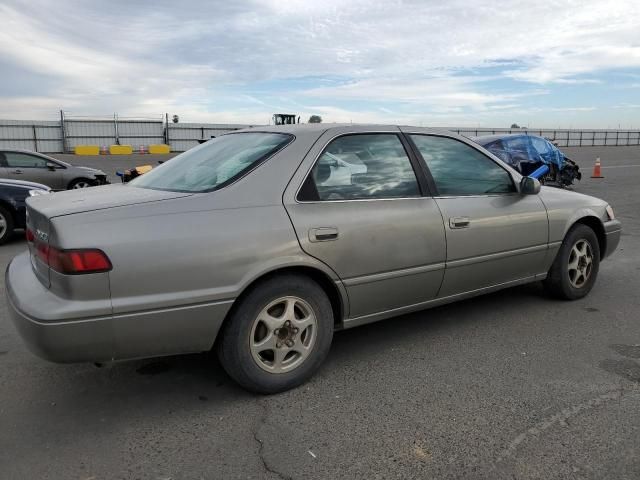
[
  {"left": 449, "top": 217, "right": 470, "bottom": 229},
  {"left": 309, "top": 227, "right": 339, "bottom": 242},
  {"left": 12, "top": 169, "right": 23, "bottom": 174}
]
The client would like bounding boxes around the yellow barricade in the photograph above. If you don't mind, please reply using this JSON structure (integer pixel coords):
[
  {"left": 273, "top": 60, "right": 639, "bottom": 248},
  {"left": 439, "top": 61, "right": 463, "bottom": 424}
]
[
  {"left": 109, "top": 145, "right": 133, "bottom": 155},
  {"left": 74, "top": 145, "right": 100, "bottom": 155},
  {"left": 148, "top": 144, "right": 171, "bottom": 154}
]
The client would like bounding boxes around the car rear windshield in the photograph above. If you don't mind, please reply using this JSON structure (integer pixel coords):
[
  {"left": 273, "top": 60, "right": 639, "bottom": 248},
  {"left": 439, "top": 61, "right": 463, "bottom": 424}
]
[{"left": 130, "top": 132, "right": 293, "bottom": 193}]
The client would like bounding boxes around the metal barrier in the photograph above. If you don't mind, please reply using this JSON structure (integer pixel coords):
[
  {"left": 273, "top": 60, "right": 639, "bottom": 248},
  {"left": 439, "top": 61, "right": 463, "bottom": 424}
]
[
  {"left": 452, "top": 128, "right": 640, "bottom": 147},
  {"left": 1, "top": 112, "right": 639, "bottom": 153}
]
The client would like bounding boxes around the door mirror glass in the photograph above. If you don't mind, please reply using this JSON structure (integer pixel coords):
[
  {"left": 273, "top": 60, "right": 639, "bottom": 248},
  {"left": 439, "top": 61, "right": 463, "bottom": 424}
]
[{"left": 520, "top": 176, "right": 541, "bottom": 195}]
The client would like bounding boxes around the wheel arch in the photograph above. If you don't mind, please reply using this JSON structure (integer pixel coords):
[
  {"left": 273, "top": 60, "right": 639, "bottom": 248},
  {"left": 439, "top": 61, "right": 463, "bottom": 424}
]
[
  {"left": 217, "top": 264, "right": 347, "bottom": 350},
  {"left": 0, "top": 199, "right": 18, "bottom": 223},
  {"left": 570, "top": 215, "right": 606, "bottom": 260}
]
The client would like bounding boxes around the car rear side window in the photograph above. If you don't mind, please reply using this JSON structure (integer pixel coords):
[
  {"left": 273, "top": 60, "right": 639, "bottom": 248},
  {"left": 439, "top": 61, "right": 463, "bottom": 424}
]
[
  {"left": 5, "top": 153, "right": 47, "bottom": 168},
  {"left": 410, "top": 135, "right": 516, "bottom": 196},
  {"left": 297, "top": 134, "right": 420, "bottom": 201},
  {"left": 130, "top": 132, "right": 293, "bottom": 193}
]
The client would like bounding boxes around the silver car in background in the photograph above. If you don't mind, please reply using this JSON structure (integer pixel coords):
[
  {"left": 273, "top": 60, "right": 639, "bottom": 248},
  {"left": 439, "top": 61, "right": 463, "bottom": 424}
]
[
  {"left": 6, "top": 124, "right": 621, "bottom": 393},
  {"left": 0, "top": 149, "right": 108, "bottom": 190}
]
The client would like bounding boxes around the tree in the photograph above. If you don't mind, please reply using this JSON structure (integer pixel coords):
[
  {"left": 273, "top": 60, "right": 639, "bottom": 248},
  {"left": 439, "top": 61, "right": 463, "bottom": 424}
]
[
  {"left": 308, "top": 115, "right": 322, "bottom": 123},
  {"left": 510, "top": 123, "right": 520, "bottom": 129}
]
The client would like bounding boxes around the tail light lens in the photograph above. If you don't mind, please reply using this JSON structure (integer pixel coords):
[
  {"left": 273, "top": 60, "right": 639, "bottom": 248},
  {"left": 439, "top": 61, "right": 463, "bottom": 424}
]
[
  {"left": 27, "top": 228, "right": 111, "bottom": 274},
  {"left": 48, "top": 248, "right": 112, "bottom": 274}
]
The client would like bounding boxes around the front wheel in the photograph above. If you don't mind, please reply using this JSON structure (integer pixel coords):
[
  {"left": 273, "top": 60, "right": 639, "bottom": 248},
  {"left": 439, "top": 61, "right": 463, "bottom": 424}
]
[
  {"left": 544, "top": 224, "right": 600, "bottom": 300},
  {"left": 68, "top": 178, "right": 94, "bottom": 189},
  {"left": 217, "top": 274, "right": 334, "bottom": 394}
]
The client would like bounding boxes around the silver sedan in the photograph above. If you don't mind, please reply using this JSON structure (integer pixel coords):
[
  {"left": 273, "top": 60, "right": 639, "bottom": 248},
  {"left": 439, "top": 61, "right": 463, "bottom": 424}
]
[
  {"left": 0, "top": 149, "right": 108, "bottom": 190},
  {"left": 6, "top": 125, "right": 621, "bottom": 393}
]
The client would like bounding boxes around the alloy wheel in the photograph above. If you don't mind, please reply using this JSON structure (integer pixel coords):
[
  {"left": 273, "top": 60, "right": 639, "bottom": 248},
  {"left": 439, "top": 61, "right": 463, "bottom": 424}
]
[
  {"left": 249, "top": 296, "right": 317, "bottom": 374},
  {"left": 568, "top": 239, "right": 594, "bottom": 288}
]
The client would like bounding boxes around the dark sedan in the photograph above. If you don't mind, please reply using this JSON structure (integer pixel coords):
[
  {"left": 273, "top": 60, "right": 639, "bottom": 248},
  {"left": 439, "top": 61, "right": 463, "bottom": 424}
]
[{"left": 0, "top": 178, "right": 50, "bottom": 244}]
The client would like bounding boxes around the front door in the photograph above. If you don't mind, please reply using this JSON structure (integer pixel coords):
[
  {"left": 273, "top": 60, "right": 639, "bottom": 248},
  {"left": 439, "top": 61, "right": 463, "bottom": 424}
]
[
  {"left": 284, "top": 129, "right": 447, "bottom": 320},
  {"left": 405, "top": 132, "right": 549, "bottom": 297},
  {"left": 4, "top": 152, "right": 63, "bottom": 189}
]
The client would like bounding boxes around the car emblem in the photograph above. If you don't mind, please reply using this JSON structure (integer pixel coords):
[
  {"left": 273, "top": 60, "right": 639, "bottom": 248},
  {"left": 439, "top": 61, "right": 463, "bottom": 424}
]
[{"left": 35, "top": 229, "right": 48, "bottom": 242}]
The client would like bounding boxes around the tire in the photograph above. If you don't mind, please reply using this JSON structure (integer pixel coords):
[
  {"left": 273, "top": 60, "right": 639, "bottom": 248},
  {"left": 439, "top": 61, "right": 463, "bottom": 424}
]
[
  {"left": 544, "top": 224, "right": 600, "bottom": 300},
  {"left": 0, "top": 205, "right": 15, "bottom": 245},
  {"left": 217, "top": 274, "right": 334, "bottom": 394},
  {"left": 68, "top": 178, "right": 94, "bottom": 189}
]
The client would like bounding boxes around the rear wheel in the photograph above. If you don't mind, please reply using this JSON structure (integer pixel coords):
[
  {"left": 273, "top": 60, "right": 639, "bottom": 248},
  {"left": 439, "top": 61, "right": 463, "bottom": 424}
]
[
  {"left": 217, "top": 274, "right": 334, "bottom": 394},
  {"left": 68, "top": 178, "right": 94, "bottom": 189},
  {"left": 544, "top": 224, "right": 600, "bottom": 300},
  {"left": 0, "top": 206, "right": 15, "bottom": 245}
]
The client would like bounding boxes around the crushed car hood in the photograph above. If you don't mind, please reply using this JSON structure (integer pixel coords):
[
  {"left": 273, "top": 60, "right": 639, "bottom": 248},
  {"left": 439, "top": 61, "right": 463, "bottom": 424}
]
[{"left": 26, "top": 183, "right": 192, "bottom": 218}]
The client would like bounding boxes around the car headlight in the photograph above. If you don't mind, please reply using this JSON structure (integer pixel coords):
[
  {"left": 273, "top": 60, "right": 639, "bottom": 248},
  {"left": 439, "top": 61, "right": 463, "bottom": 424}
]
[
  {"left": 605, "top": 205, "right": 615, "bottom": 220},
  {"left": 28, "top": 189, "right": 50, "bottom": 197}
]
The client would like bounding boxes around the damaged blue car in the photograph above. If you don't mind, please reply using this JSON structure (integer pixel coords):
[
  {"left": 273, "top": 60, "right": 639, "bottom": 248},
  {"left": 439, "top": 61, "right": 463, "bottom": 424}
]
[{"left": 473, "top": 134, "right": 581, "bottom": 187}]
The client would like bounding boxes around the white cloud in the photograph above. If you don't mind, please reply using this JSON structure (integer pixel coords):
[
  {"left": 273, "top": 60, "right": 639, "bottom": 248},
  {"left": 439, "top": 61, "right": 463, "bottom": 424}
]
[{"left": 0, "top": 0, "right": 639, "bottom": 127}]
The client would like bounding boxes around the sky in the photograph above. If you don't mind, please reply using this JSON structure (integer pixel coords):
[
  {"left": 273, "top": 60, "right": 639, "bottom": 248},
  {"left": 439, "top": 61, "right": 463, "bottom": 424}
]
[{"left": 1, "top": 0, "right": 640, "bottom": 128}]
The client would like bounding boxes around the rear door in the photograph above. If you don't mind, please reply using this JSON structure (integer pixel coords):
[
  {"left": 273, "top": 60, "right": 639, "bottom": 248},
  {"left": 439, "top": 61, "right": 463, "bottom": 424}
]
[
  {"left": 284, "top": 127, "right": 446, "bottom": 321},
  {"left": 5, "top": 152, "right": 63, "bottom": 189},
  {"left": 404, "top": 131, "right": 549, "bottom": 298}
]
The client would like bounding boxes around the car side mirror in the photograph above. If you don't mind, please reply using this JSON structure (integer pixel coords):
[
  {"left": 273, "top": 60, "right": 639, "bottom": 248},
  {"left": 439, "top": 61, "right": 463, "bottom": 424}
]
[
  {"left": 520, "top": 176, "right": 541, "bottom": 195},
  {"left": 46, "top": 162, "right": 57, "bottom": 170}
]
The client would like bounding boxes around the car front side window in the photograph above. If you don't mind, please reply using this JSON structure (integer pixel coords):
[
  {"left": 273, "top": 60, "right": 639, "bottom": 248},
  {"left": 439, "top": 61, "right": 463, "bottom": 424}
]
[
  {"left": 5, "top": 153, "right": 47, "bottom": 168},
  {"left": 410, "top": 135, "right": 516, "bottom": 196},
  {"left": 297, "top": 134, "right": 420, "bottom": 201}
]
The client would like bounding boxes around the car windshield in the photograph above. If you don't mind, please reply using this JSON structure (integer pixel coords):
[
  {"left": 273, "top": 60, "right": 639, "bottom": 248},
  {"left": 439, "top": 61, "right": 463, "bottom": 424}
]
[{"left": 130, "top": 132, "right": 292, "bottom": 193}]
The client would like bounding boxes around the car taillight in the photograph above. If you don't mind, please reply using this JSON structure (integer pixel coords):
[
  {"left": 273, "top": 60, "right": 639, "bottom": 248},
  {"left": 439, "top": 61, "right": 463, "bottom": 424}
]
[
  {"left": 28, "top": 226, "right": 111, "bottom": 274},
  {"left": 48, "top": 248, "right": 112, "bottom": 274}
]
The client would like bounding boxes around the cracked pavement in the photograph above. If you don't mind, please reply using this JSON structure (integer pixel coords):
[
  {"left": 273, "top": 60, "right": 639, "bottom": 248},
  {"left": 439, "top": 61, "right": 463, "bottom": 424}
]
[{"left": 0, "top": 146, "right": 639, "bottom": 479}]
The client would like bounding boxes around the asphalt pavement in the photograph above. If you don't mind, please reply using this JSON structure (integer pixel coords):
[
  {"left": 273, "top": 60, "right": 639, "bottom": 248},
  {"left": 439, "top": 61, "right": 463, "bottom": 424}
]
[{"left": 0, "top": 146, "right": 639, "bottom": 479}]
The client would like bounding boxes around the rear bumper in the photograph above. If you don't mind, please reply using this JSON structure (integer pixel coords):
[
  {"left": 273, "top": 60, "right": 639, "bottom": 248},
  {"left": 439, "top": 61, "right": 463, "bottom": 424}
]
[
  {"left": 6, "top": 252, "right": 233, "bottom": 363},
  {"left": 603, "top": 219, "right": 622, "bottom": 259}
]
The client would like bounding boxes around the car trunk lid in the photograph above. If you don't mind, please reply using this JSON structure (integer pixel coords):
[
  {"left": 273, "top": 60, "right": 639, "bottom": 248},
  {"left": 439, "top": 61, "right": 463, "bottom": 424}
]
[
  {"left": 26, "top": 184, "right": 192, "bottom": 219},
  {"left": 26, "top": 184, "right": 191, "bottom": 288}
]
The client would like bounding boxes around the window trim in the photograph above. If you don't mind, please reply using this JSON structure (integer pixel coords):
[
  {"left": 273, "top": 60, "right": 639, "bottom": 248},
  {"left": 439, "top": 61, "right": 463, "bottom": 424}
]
[
  {"left": 405, "top": 133, "right": 519, "bottom": 199},
  {"left": 295, "top": 131, "right": 429, "bottom": 203}
]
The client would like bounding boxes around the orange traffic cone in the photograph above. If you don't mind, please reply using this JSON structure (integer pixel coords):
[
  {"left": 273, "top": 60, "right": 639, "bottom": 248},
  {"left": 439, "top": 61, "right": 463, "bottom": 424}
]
[{"left": 591, "top": 157, "right": 604, "bottom": 178}]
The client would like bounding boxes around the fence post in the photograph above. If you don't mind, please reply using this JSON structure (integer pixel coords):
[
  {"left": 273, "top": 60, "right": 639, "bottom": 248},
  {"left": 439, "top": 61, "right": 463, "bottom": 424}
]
[
  {"left": 32, "top": 124, "right": 38, "bottom": 152},
  {"left": 165, "top": 113, "right": 170, "bottom": 149},
  {"left": 59, "top": 110, "right": 68, "bottom": 153},
  {"left": 114, "top": 113, "right": 120, "bottom": 145}
]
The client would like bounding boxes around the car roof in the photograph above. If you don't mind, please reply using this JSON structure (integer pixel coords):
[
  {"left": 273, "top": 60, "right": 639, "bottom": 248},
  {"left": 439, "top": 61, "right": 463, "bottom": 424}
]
[
  {"left": 0, "top": 178, "right": 50, "bottom": 189},
  {"left": 0, "top": 148, "right": 53, "bottom": 155},
  {"left": 232, "top": 123, "right": 457, "bottom": 136}
]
